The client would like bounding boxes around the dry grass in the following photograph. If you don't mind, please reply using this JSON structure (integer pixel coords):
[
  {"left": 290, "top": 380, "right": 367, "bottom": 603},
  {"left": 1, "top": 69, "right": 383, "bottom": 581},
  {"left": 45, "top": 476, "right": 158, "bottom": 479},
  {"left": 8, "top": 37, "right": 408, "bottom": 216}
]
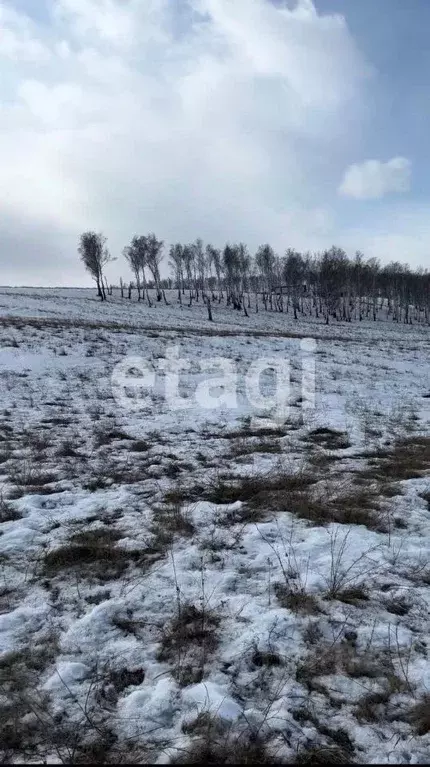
[
  {"left": 229, "top": 437, "right": 282, "bottom": 457},
  {"left": 0, "top": 423, "right": 14, "bottom": 442},
  {"left": 177, "top": 715, "right": 278, "bottom": 765},
  {"left": 56, "top": 438, "right": 81, "bottom": 458},
  {"left": 355, "top": 689, "right": 393, "bottom": 723},
  {"left": 359, "top": 435, "right": 430, "bottom": 482},
  {"left": 384, "top": 596, "right": 410, "bottom": 616},
  {"left": 0, "top": 644, "right": 149, "bottom": 763},
  {"left": 205, "top": 469, "right": 316, "bottom": 522},
  {"left": 296, "top": 638, "right": 404, "bottom": 696},
  {"left": 130, "top": 439, "right": 150, "bottom": 453},
  {"left": 8, "top": 465, "right": 56, "bottom": 487},
  {"left": 274, "top": 583, "right": 320, "bottom": 614},
  {"left": 150, "top": 502, "right": 196, "bottom": 549},
  {"left": 22, "top": 429, "right": 51, "bottom": 453},
  {"left": 296, "top": 647, "right": 336, "bottom": 686},
  {"left": 200, "top": 419, "right": 292, "bottom": 446},
  {"left": 0, "top": 494, "right": 22, "bottom": 523},
  {"left": 158, "top": 604, "right": 220, "bottom": 686},
  {"left": 108, "top": 667, "right": 145, "bottom": 694},
  {"left": 0, "top": 686, "right": 52, "bottom": 762},
  {"left": 82, "top": 458, "right": 147, "bottom": 491},
  {"left": 174, "top": 736, "right": 275, "bottom": 765},
  {"left": 258, "top": 473, "right": 381, "bottom": 529},
  {"left": 93, "top": 423, "right": 130, "bottom": 448},
  {"left": 171, "top": 467, "right": 384, "bottom": 531},
  {"left": 40, "top": 415, "right": 72, "bottom": 428},
  {"left": 307, "top": 451, "right": 344, "bottom": 469},
  {"left": 41, "top": 527, "right": 154, "bottom": 580},
  {"left": 226, "top": 422, "right": 289, "bottom": 439},
  {"left": 295, "top": 745, "right": 353, "bottom": 764},
  {"left": 306, "top": 427, "right": 351, "bottom": 451},
  {"left": 407, "top": 696, "right": 430, "bottom": 735},
  {"left": 333, "top": 585, "right": 369, "bottom": 606},
  {"left": 355, "top": 678, "right": 406, "bottom": 725},
  {"left": 311, "top": 486, "right": 383, "bottom": 529},
  {"left": 8, "top": 464, "right": 58, "bottom": 499},
  {"left": 292, "top": 708, "right": 355, "bottom": 759},
  {"left": 251, "top": 649, "right": 283, "bottom": 668},
  {"left": 0, "top": 640, "right": 60, "bottom": 763}
]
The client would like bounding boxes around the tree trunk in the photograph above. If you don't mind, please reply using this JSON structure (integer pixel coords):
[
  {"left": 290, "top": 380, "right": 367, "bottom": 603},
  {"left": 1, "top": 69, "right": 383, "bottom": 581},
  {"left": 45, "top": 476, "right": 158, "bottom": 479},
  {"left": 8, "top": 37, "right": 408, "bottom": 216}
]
[{"left": 206, "top": 297, "right": 213, "bottom": 321}]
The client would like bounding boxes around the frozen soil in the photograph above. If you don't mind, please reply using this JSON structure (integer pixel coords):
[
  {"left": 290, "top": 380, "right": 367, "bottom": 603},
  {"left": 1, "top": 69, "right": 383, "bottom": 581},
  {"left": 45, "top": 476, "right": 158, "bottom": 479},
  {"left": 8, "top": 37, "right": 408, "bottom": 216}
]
[{"left": 0, "top": 288, "right": 430, "bottom": 764}]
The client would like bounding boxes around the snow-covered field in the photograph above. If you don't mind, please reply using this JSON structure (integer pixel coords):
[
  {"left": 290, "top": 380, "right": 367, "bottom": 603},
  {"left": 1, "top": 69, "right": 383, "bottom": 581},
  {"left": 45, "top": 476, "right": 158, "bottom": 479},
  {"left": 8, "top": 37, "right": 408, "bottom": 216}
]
[{"left": 1, "top": 287, "right": 430, "bottom": 764}]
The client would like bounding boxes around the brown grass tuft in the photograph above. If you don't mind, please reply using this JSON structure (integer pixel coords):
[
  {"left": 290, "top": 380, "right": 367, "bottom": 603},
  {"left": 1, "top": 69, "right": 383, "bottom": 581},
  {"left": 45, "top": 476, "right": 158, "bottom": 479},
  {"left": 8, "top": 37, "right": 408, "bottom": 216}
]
[
  {"left": 408, "top": 695, "right": 430, "bottom": 735},
  {"left": 41, "top": 527, "right": 154, "bottom": 580},
  {"left": 306, "top": 427, "right": 351, "bottom": 451},
  {"left": 359, "top": 435, "right": 430, "bottom": 482},
  {"left": 295, "top": 745, "right": 354, "bottom": 764},
  {"left": 274, "top": 583, "right": 320, "bottom": 614},
  {"left": 158, "top": 604, "right": 220, "bottom": 687}
]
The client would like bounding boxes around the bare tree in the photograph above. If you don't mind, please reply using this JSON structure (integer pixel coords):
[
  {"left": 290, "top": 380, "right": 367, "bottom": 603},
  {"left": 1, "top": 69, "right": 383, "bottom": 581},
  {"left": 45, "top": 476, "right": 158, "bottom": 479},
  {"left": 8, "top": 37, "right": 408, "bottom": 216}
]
[
  {"left": 237, "top": 243, "right": 250, "bottom": 315},
  {"left": 182, "top": 245, "right": 195, "bottom": 305},
  {"left": 223, "top": 244, "right": 243, "bottom": 309},
  {"left": 318, "top": 246, "right": 348, "bottom": 324},
  {"left": 124, "top": 235, "right": 156, "bottom": 305},
  {"left": 145, "top": 234, "right": 164, "bottom": 302},
  {"left": 255, "top": 244, "right": 276, "bottom": 309},
  {"left": 206, "top": 245, "right": 223, "bottom": 299},
  {"left": 193, "top": 238, "right": 206, "bottom": 298},
  {"left": 283, "top": 249, "right": 305, "bottom": 320},
  {"left": 169, "top": 244, "right": 184, "bottom": 304},
  {"left": 78, "top": 231, "right": 112, "bottom": 301},
  {"left": 123, "top": 240, "right": 142, "bottom": 301},
  {"left": 83, "top": 228, "right": 430, "bottom": 326}
]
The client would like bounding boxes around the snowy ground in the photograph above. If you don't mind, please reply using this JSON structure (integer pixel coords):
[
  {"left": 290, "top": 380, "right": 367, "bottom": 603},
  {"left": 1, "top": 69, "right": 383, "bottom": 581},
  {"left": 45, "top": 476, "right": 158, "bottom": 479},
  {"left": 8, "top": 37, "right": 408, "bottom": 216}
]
[{"left": 0, "top": 288, "right": 430, "bottom": 764}]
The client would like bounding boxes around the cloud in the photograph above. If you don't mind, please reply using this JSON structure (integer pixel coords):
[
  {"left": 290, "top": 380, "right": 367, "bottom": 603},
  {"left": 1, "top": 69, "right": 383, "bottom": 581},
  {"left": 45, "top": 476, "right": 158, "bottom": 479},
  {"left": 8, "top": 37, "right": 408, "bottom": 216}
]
[
  {"left": 0, "top": 3, "right": 50, "bottom": 62},
  {"left": 338, "top": 157, "right": 412, "bottom": 200},
  {"left": 0, "top": 0, "right": 373, "bottom": 285}
]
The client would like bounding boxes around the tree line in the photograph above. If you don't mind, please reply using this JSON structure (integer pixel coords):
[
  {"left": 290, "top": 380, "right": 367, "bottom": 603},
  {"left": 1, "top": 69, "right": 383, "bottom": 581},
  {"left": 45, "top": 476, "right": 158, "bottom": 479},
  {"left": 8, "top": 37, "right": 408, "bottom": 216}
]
[{"left": 79, "top": 231, "right": 430, "bottom": 325}]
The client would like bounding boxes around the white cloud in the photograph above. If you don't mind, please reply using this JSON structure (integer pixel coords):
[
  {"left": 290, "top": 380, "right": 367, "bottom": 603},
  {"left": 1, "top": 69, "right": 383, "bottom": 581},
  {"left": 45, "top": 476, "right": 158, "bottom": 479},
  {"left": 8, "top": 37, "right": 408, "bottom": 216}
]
[
  {"left": 338, "top": 157, "right": 412, "bottom": 200},
  {"left": 0, "top": 0, "right": 373, "bottom": 285},
  {"left": 0, "top": 3, "right": 51, "bottom": 62}
]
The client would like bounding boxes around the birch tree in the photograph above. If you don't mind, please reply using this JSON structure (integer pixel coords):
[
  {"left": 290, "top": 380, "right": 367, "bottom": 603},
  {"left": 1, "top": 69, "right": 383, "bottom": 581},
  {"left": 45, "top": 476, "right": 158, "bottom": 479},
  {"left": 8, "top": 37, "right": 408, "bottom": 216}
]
[{"left": 78, "top": 231, "right": 112, "bottom": 301}]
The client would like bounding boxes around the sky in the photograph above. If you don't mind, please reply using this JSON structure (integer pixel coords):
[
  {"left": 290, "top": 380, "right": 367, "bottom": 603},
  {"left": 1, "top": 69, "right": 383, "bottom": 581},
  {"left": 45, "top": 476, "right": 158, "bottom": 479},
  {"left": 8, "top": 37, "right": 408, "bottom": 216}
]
[{"left": 1, "top": 0, "right": 429, "bottom": 286}]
